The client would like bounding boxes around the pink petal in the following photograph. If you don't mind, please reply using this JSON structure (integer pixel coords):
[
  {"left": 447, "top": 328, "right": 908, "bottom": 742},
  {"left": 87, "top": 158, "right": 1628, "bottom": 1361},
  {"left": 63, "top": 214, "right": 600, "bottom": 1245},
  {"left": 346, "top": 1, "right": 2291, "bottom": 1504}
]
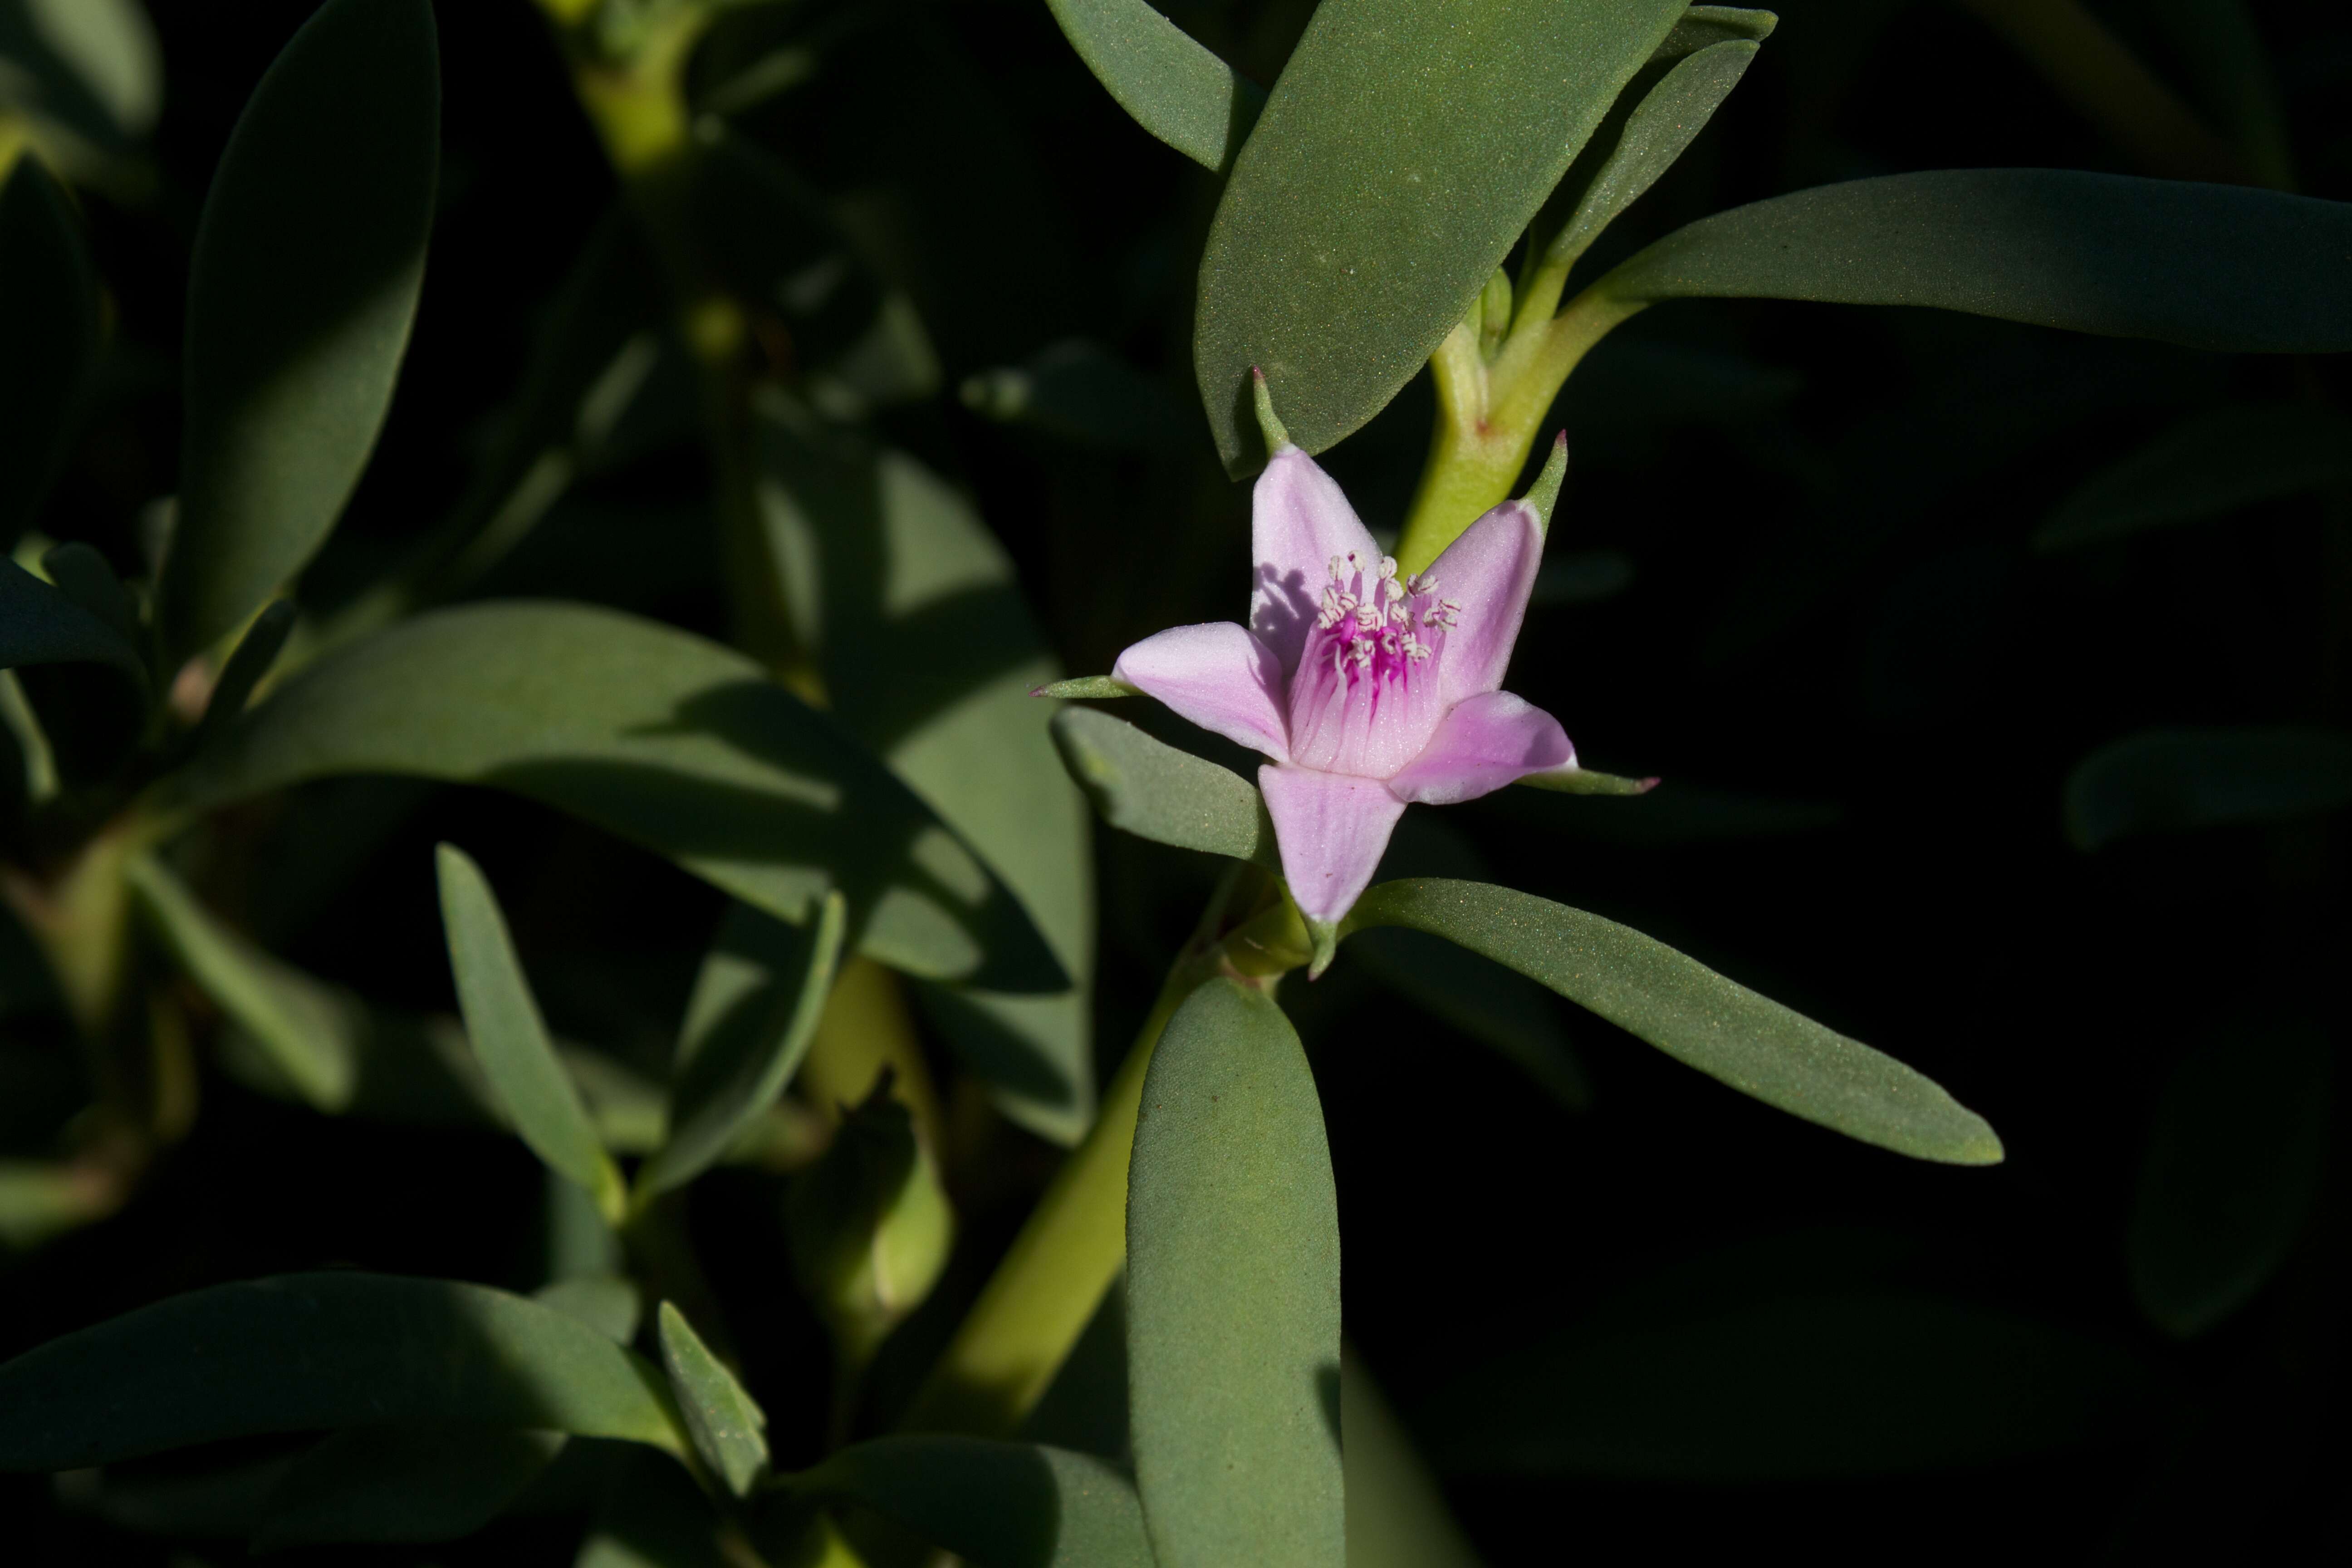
[
  {"left": 1112, "top": 622, "right": 1291, "bottom": 761},
  {"left": 1249, "top": 446, "right": 1380, "bottom": 678},
  {"left": 1424, "top": 500, "right": 1544, "bottom": 706},
  {"left": 1259, "top": 764, "right": 1406, "bottom": 923},
  {"left": 1385, "top": 691, "right": 1574, "bottom": 805}
]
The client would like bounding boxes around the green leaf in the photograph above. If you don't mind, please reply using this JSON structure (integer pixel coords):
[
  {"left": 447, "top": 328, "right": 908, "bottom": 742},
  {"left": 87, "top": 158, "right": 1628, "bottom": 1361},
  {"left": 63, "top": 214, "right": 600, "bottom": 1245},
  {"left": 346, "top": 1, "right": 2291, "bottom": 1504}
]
[
  {"left": 1421, "top": 1288, "right": 2148, "bottom": 1478},
  {"left": 638, "top": 893, "right": 843, "bottom": 1198},
  {"left": 0, "top": 157, "right": 99, "bottom": 549},
  {"left": 536, "top": 1276, "right": 643, "bottom": 1345},
  {"left": 125, "top": 852, "right": 358, "bottom": 1111},
  {"left": 0, "top": 556, "right": 144, "bottom": 685},
  {"left": 1601, "top": 170, "right": 2352, "bottom": 353},
  {"left": 2129, "top": 1007, "right": 2332, "bottom": 1338},
  {"left": 190, "top": 599, "right": 297, "bottom": 747},
  {"left": 437, "top": 842, "right": 628, "bottom": 1224},
  {"left": 0, "top": 0, "right": 161, "bottom": 145},
  {"left": 1196, "top": 0, "right": 1688, "bottom": 471},
  {"left": 159, "top": 0, "right": 440, "bottom": 666},
  {"left": 1515, "top": 764, "right": 1656, "bottom": 796},
  {"left": 1544, "top": 39, "right": 1764, "bottom": 270},
  {"left": 1043, "top": 0, "right": 1262, "bottom": 174},
  {"left": 157, "top": 602, "right": 1064, "bottom": 992},
  {"left": 1127, "top": 978, "right": 1341, "bottom": 1568},
  {"left": 254, "top": 1426, "right": 566, "bottom": 1550},
  {"left": 575, "top": 1447, "right": 728, "bottom": 1568},
  {"left": 0, "top": 1273, "right": 686, "bottom": 1470},
  {"left": 654, "top": 1303, "right": 767, "bottom": 1497},
  {"left": 755, "top": 411, "right": 1095, "bottom": 1141},
  {"left": 2034, "top": 402, "right": 2352, "bottom": 550},
  {"left": 1049, "top": 707, "right": 1275, "bottom": 867},
  {"left": 1344, "top": 879, "right": 2002, "bottom": 1164},
  {"left": 801, "top": 1435, "right": 1153, "bottom": 1568},
  {"left": 1032, "top": 676, "right": 1139, "bottom": 701},
  {"left": 2064, "top": 726, "right": 2352, "bottom": 849}
]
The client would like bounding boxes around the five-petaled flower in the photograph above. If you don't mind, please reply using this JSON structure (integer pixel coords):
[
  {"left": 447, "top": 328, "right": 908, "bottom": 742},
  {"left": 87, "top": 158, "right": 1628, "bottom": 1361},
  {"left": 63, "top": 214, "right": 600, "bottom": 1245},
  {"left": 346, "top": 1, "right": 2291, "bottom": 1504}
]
[{"left": 1112, "top": 432, "right": 1573, "bottom": 925}]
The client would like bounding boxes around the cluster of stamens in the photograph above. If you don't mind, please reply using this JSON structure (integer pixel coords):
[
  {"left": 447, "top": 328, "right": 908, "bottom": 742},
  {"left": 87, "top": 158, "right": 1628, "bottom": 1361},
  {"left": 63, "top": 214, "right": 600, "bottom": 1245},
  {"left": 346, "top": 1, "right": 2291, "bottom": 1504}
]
[{"left": 1311, "top": 552, "right": 1461, "bottom": 680}]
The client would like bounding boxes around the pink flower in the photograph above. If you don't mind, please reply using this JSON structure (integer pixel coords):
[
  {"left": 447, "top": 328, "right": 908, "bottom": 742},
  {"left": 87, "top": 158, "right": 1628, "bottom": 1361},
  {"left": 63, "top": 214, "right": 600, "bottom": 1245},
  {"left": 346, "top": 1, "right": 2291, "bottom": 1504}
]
[{"left": 1112, "top": 438, "right": 1573, "bottom": 924}]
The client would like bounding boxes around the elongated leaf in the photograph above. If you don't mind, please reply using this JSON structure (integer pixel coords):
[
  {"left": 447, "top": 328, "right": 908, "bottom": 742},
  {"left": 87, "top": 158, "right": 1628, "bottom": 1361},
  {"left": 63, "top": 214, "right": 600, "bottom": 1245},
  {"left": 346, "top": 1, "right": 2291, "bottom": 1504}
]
[
  {"left": 1196, "top": 0, "right": 1688, "bottom": 471},
  {"left": 2036, "top": 403, "right": 2352, "bottom": 549},
  {"left": 655, "top": 1303, "right": 766, "bottom": 1497},
  {"left": 158, "top": 602, "right": 1063, "bottom": 992},
  {"left": 1050, "top": 707, "right": 1275, "bottom": 867},
  {"left": 2129, "top": 1008, "right": 2332, "bottom": 1338},
  {"left": 756, "top": 412, "right": 1095, "bottom": 1140},
  {"left": 640, "top": 894, "right": 843, "bottom": 1196},
  {"left": 536, "top": 1276, "right": 642, "bottom": 1345},
  {"left": 0, "top": 157, "right": 99, "bottom": 549},
  {"left": 0, "top": 556, "right": 143, "bottom": 684},
  {"left": 255, "top": 1426, "right": 565, "bottom": 1550},
  {"left": 0, "top": 0, "right": 160, "bottom": 146},
  {"left": 160, "top": 0, "right": 440, "bottom": 666},
  {"left": 1546, "top": 39, "right": 1763, "bottom": 268},
  {"left": 2065, "top": 726, "right": 2352, "bottom": 848},
  {"left": 191, "top": 599, "right": 297, "bottom": 745},
  {"left": 1344, "top": 879, "right": 2001, "bottom": 1164},
  {"left": 1422, "top": 1289, "right": 2148, "bottom": 1478},
  {"left": 1127, "top": 978, "right": 1341, "bottom": 1568},
  {"left": 438, "top": 843, "right": 627, "bottom": 1222},
  {"left": 802, "top": 1435, "right": 1152, "bottom": 1568},
  {"left": 1044, "top": 0, "right": 1262, "bottom": 173},
  {"left": 125, "top": 853, "right": 357, "bottom": 1111},
  {"left": 1602, "top": 170, "right": 2352, "bottom": 353},
  {"left": 0, "top": 1273, "right": 685, "bottom": 1470}
]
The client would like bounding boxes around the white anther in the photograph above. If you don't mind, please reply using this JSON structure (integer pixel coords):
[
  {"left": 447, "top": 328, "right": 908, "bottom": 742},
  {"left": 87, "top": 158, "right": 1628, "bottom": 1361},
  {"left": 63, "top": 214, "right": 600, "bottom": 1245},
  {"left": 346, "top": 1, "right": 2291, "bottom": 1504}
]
[
  {"left": 1377, "top": 555, "right": 1399, "bottom": 580},
  {"left": 1328, "top": 555, "right": 1345, "bottom": 581},
  {"left": 1381, "top": 576, "right": 1406, "bottom": 603},
  {"left": 1354, "top": 604, "right": 1382, "bottom": 630},
  {"left": 1388, "top": 603, "right": 1411, "bottom": 626}
]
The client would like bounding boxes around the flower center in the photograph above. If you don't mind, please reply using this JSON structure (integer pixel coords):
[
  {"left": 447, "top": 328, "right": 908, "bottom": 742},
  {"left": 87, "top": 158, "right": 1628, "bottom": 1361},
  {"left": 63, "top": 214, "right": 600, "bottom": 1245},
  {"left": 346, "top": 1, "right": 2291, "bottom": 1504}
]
[{"left": 1285, "top": 551, "right": 1461, "bottom": 777}]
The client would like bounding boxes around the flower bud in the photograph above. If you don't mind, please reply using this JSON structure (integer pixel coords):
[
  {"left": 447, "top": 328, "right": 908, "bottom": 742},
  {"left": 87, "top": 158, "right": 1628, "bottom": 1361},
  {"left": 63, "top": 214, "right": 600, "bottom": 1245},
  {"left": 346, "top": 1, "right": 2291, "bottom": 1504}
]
[{"left": 783, "top": 1073, "right": 954, "bottom": 1364}]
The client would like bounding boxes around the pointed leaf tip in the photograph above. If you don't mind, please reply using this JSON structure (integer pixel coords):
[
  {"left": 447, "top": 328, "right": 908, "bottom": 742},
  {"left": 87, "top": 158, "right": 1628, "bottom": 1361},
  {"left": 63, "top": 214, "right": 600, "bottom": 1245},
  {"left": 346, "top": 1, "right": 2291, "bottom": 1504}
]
[
  {"left": 1522, "top": 431, "right": 1569, "bottom": 530},
  {"left": 1034, "top": 675, "right": 1142, "bottom": 700},
  {"left": 1250, "top": 368, "right": 1290, "bottom": 456}
]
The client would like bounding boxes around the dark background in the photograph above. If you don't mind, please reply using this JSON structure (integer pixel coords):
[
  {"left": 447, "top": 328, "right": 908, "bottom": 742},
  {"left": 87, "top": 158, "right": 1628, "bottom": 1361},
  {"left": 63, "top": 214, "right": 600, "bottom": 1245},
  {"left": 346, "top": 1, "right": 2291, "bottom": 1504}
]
[{"left": 5, "top": 1, "right": 2347, "bottom": 1562}]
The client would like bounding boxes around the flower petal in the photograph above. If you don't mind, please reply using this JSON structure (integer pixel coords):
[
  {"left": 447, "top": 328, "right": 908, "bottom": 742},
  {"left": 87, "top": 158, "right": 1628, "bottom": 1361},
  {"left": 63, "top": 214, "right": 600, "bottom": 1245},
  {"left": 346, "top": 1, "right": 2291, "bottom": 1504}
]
[
  {"left": 1259, "top": 763, "right": 1406, "bottom": 924},
  {"left": 1424, "top": 499, "right": 1544, "bottom": 706},
  {"left": 1112, "top": 622, "right": 1290, "bottom": 761},
  {"left": 1385, "top": 691, "right": 1574, "bottom": 805},
  {"left": 1249, "top": 446, "right": 1380, "bottom": 678}
]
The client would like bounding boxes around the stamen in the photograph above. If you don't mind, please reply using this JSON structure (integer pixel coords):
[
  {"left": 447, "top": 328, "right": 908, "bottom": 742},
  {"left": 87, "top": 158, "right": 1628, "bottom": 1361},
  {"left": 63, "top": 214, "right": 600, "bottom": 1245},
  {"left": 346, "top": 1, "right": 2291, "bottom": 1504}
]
[
  {"left": 1377, "top": 556, "right": 1399, "bottom": 581},
  {"left": 1353, "top": 603, "right": 1382, "bottom": 630}
]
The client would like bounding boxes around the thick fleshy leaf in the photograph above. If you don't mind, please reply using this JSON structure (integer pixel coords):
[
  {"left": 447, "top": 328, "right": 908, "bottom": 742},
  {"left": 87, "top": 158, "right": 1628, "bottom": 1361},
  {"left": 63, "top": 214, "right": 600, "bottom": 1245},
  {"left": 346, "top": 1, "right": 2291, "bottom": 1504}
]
[
  {"left": 655, "top": 1303, "right": 767, "bottom": 1497},
  {"left": 1044, "top": 0, "right": 1262, "bottom": 174},
  {"left": 2129, "top": 1008, "right": 2332, "bottom": 1338},
  {"left": 0, "top": 0, "right": 161, "bottom": 146},
  {"left": 638, "top": 894, "right": 843, "bottom": 1197},
  {"left": 1051, "top": 707, "right": 1277, "bottom": 867},
  {"left": 1111, "top": 622, "right": 1289, "bottom": 761},
  {"left": 438, "top": 843, "right": 627, "bottom": 1222},
  {"left": 0, "top": 556, "right": 144, "bottom": 685},
  {"left": 1196, "top": 0, "right": 1689, "bottom": 471},
  {"left": 160, "top": 0, "right": 440, "bottom": 666},
  {"left": 1602, "top": 170, "right": 2352, "bottom": 353},
  {"left": 801, "top": 1435, "right": 1152, "bottom": 1568},
  {"left": 0, "top": 1273, "right": 685, "bottom": 1470},
  {"left": 125, "top": 853, "right": 357, "bottom": 1111},
  {"left": 2064, "top": 726, "right": 2352, "bottom": 849},
  {"left": 536, "top": 1276, "right": 642, "bottom": 1345},
  {"left": 2035, "top": 402, "right": 2352, "bottom": 550},
  {"left": 1422, "top": 1286, "right": 2147, "bottom": 1477},
  {"left": 0, "top": 157, "right": 99, "bottom": 549},
  {"left": 755, "top": 412, "right": 1094, "bottom": 1139},
  {"left": 1387, "top": 691, "right": 1573, "bottom": 806},
  {"left": 1344, "top": 879, "right": 2002, "bottom": 1164},
  {"left": 1257, "top": 764, "right": 1406, "bottom": 924},
  {"left": 157, "top": 603, "right": 1065, "bottom": 993},
  {"left": 1127, "top": 978, "right": 1341, "bottom": 1568},
  {"left": 1545, "top": 37, "right": 1764, "bottom": 269},
  {"left": 254, "top": 1427, "right": 565, "bottom": 1550}
]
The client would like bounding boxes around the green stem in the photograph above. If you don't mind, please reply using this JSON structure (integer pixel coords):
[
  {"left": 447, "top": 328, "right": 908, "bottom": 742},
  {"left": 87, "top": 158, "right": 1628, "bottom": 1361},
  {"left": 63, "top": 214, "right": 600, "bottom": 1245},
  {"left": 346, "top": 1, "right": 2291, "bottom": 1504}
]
[{"left": 1395, "top": 281, "right": 1645, "bottom": 573}]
